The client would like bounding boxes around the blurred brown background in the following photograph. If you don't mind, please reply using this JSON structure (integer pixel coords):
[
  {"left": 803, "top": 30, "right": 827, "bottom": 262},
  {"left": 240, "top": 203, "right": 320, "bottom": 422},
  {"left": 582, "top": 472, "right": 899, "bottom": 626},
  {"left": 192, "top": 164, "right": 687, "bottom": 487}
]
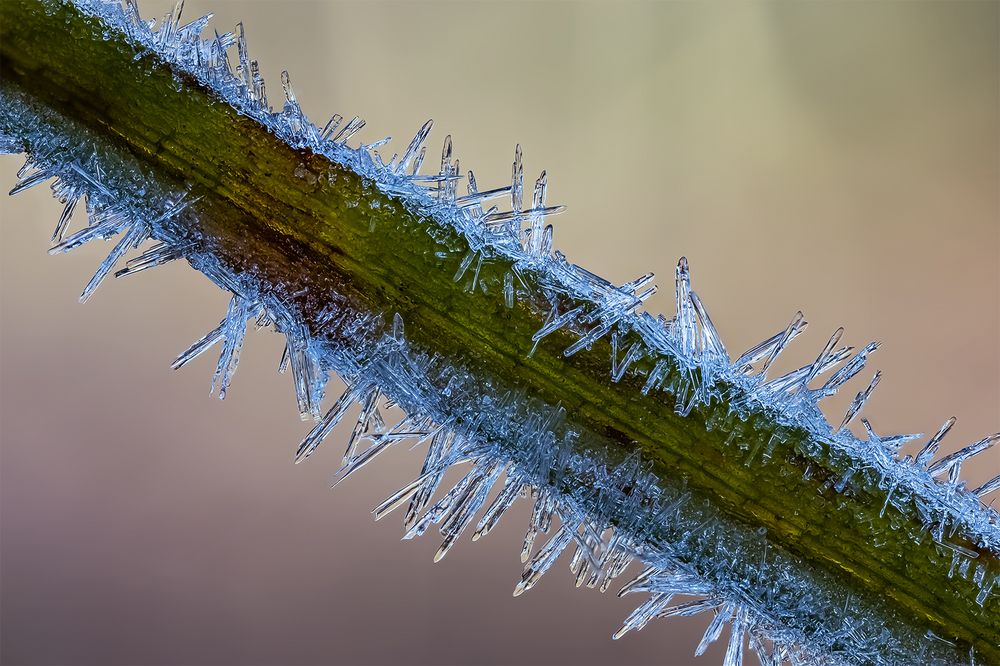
[{"left": 1, "top": 1, "right": 998, "bottom": 665}]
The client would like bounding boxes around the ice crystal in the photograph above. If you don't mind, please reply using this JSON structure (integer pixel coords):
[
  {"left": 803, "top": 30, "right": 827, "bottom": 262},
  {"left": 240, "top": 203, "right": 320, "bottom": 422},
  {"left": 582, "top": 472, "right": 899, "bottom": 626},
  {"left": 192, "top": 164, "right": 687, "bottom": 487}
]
[{"left": 2, "top": 1, "right": 998, "bottom": 664}]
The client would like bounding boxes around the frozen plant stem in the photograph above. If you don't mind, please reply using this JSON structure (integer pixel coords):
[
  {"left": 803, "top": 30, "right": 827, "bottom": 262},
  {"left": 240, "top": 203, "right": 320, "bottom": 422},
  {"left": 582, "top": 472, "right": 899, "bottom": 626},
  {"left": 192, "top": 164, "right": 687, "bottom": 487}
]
[{"left": 1, "top": 1, "right": 997, "bottom": 664}]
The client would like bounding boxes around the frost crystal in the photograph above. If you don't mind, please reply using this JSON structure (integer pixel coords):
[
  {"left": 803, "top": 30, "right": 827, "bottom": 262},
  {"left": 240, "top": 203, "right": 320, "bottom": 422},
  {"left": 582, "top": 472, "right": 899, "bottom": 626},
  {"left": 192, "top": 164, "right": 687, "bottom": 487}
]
[{"left": 2, "top": 1, "right": 998, "bottom": 665}]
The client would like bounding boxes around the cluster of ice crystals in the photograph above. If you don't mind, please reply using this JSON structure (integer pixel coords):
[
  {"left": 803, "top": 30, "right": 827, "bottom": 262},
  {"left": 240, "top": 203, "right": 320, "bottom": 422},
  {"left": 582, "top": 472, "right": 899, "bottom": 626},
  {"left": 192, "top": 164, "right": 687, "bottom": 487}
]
[{"left": 3, "top": 1, "right": 998, "bottom": 664}]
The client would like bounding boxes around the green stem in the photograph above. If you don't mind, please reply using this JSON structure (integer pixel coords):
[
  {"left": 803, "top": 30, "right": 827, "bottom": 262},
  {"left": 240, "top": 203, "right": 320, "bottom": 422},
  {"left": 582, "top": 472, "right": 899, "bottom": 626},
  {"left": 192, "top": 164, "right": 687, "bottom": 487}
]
[{"left": 1, "top": 1, "right": 995, "bottom": 661}]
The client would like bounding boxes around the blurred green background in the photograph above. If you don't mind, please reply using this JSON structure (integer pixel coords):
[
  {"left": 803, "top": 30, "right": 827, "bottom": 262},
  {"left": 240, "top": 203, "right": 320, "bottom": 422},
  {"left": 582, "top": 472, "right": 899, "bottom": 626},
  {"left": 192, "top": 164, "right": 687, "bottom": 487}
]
[{"left": 1, "top": 1, "right": 997, "bottom": 664}]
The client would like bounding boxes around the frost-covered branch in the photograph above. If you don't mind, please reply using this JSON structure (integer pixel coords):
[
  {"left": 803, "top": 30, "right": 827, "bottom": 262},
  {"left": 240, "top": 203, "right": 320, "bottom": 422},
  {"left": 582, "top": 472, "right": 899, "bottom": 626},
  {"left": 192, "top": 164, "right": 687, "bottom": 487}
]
[{"left": 1, "top": 1, "right": 998, "bottom": 664}]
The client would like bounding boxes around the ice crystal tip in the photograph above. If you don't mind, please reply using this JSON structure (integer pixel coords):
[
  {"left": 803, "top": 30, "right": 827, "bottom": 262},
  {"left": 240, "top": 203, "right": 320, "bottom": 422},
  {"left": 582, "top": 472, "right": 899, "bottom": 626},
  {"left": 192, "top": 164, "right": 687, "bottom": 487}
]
[{"left": 3, "top": 1, "right": 999, "bottom": 664}]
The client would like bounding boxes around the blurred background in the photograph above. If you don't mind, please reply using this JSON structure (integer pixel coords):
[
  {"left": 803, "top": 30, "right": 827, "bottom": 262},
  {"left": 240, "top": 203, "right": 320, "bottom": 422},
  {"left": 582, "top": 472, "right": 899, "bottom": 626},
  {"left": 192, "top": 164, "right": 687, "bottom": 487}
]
[{"left": 1, "top": 1, "right": 997, "bottom": 664}]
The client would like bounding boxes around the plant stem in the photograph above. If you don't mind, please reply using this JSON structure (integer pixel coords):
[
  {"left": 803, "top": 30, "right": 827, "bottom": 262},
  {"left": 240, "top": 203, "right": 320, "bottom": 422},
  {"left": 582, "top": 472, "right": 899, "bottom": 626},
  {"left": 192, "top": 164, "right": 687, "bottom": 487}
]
[{"left": 1, "top": 1, "right": 996, "bottom": 662}]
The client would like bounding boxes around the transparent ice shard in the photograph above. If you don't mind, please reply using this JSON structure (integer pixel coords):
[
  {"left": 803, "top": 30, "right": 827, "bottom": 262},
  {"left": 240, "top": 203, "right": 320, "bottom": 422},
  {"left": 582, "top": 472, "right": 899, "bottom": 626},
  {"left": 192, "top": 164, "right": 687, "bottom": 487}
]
[
  {"left": 723, "top": 605, "right": 748, "bottom": 666},
  {"left": 532, "top": 305, "right": 583, "bottom": 343},
  {"left": 8, "top": 165, "right": 55, "bottom": 195},
  {"left": 320, "top": 114, "right": 343, "bottom": 142},
  {"left": 927, "top": 434, "right": 999, "bottom": 478},
  {"left": 480, "top": 205, "right": 565, "bottom": 226},
  {"left": 974, "top": 475, "right": 1000, "bottom": 499},
  {"left": 172, "top": 317, "right": 228, "bottom": 370},
  {"left": 839, "top": 371, "right": 882, "bottom": 431},
  {"left": 755, "top": 311, "right": 808, "bottom": 377},
  {"left": 396, "top": 120, "right": 433, "bottom": 175},
  {"left": 472, "top": 474, "right": 523, "bottom": 542},
  {"left": 823, "top": 342, "right": 880, "bottom": 394},
  {"left": 696, "top": 603, "right": 735, "bottom": 656},
  {"left": 673, "top": 257, "right": 697, "bottom": 355},
  {"left": 916, "top": 417, "right": 957, "bottom": 469},
  {"left": 527, "top": 170, "right": 547, "bottom": 256},
  {"left": 504, "top": 271, "right": 515, "bottom": 309},
  {"left": 210, "top": 295, "right": 256, "bottom": 399},
  {"left": 563, "top": 319, "right": 614, "bottom": 358},
  {"left": 861, "top": 418, "right": 922, "bottom": 455},
  {"left": 434, "top": 461, "right": 504, "bottom": 562},
  {"left": 514, "top": 522, "right": 576, "bottom": 595},
  {"left": 613, "top": 592, "right": 674, "bottom": 639},
  {"left": 453, "top": 250, "right": 476, "bottom": 283},
  {"left": 331, "top": 116, "right": 365, "bottom": 145},
  {"left": 511, "top": 144, "right": 523, "bottom": 219},
  {"left": 114, "top": 241, "right": 191, "bottom": 278},
  {"left": 457, "top": 185, "right": 511, "bottom": 209},
  {"left": 295, "top": 383, "right": 363, "bottom": 463},
  {"left": 372, "top": 474, "right": 425, "bottom": 522},
  {"left": 50, "top": 180, "right": 81, "bottom": 243},
  {"left": 657, "top": 598, "right": 720, "bottom": 619},
  {"left": 802, "top": 328, "right": 845, "bottom": 388},
  {"left": 612, "top": 342, "right": 643, "bottom": 383},
  {"left": 80, "top": 223, "right": 148, "bottom": 302},
  {"left": 690, "top": 291, "right": 726, "bottom": 358}
]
